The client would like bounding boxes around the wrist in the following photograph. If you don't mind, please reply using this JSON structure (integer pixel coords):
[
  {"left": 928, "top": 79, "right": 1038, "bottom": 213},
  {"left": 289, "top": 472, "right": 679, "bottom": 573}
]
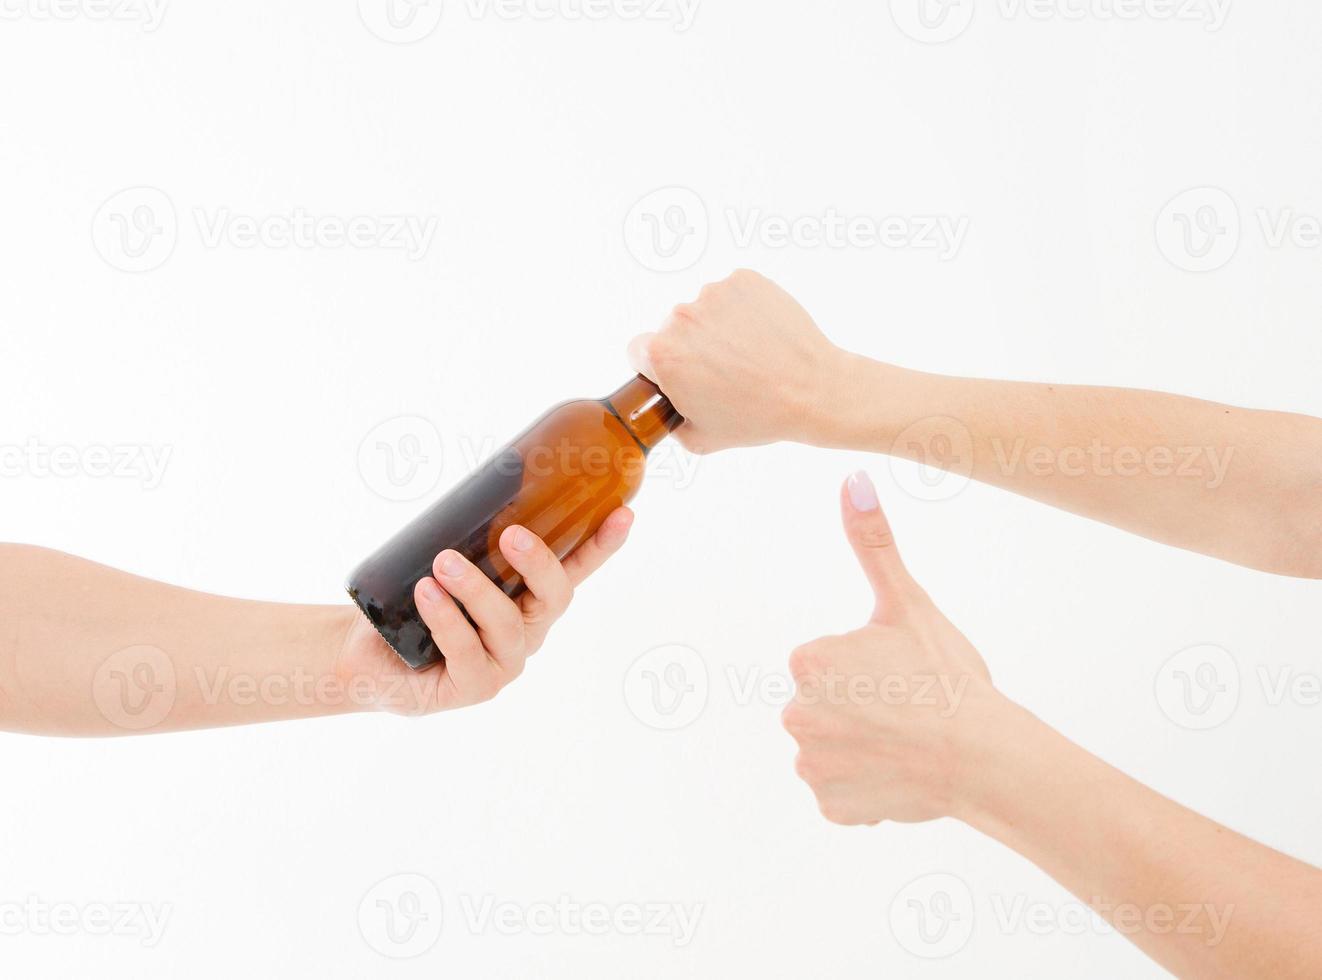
[
  {"left": 800, "top": 350, "right": 912, "bottom": 449},
  {"left": 324, "top": 604, "right": 379, "bottom": 716},
  {"left": 948, "top": 690, "right": 1057, "bottom": 833}
]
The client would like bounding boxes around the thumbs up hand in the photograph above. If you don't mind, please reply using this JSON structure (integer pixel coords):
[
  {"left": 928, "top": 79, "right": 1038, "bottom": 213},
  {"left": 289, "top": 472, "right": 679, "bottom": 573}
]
[{"left": 782, "top": 472, "right": 1002, "bottom": 826}]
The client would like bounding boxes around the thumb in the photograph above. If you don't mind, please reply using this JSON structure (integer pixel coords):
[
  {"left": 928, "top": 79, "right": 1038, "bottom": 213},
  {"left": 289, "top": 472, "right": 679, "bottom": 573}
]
[
  {"left": 626, "top": 332, "right": 660, "bottom": 384},
  {"left": 841, "top": 471, "right": 916, "bottom": 620}
]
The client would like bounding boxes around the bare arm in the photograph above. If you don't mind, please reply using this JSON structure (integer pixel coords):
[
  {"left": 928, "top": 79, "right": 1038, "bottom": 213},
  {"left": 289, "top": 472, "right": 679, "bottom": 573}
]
[
  {"left": 0, "top": 514, "right": 631, "bottom": 736},
  {"left": 965, "top": 699, "right": 1322, "bottom": 979},
  {"left": 630, "top": 270, "right": 1322, "bottom": 577}
]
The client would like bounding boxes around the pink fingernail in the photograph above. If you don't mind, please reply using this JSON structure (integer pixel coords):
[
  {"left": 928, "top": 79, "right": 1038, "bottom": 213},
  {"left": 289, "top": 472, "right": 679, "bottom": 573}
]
[
  {"left": 438, "top": 552, "right": 465, "bottom": 578},
  {"left": 847, "top": 471, "right": 880, "bottom": 512},
  {"left": 417, "top": 579, "right": 441, "bottom": 603},
  {"left": 511, "top": 527, "right": 534, "bottom": 552}
]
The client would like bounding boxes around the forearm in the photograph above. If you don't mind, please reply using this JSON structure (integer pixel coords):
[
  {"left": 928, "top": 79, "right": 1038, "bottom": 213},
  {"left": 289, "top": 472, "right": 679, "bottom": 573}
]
[
  {"left": 0, "top": 544, "right": 362, "bottom": 736},
  {"left": 958, "top": 696, "right": 1322, "bottom": 979},
  {"left": 814, "top": 355, "right": 1322, "bottom": 577}
]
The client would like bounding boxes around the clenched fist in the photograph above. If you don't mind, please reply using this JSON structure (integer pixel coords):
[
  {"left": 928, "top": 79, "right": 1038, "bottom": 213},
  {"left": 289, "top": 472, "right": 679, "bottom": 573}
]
[
  {"left": 782, "top": 472, "right": 1002, "bottom": 826},
  {"left": 627, "top": 269, "right": 846, "bottom": 454}
]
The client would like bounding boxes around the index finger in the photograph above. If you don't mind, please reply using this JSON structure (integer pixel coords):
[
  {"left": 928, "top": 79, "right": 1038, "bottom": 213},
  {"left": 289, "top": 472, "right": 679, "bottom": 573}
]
[{"left": 561, "top": 507, "right": 634, "bottom": 588}]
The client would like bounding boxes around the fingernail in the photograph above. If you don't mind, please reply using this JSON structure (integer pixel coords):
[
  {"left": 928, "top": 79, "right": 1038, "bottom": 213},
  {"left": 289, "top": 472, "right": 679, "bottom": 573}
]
[
  {"left": 417, "top": 578, "right": 441, "bottom": 603},
  {"left": 511, "top": 527, "right": 534, "bottom": 552},
  {"left": 847, "top": 471, "right": 880, "bottom": 512},
  {"left": 438, "top": 552, "right": 465, "bottom": 578}
]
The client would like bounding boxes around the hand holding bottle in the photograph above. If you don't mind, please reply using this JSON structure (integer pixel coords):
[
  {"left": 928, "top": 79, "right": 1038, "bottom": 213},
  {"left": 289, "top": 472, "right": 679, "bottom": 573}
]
[{"left": 337, "top": 511, "right": 635, "bottom": 714}]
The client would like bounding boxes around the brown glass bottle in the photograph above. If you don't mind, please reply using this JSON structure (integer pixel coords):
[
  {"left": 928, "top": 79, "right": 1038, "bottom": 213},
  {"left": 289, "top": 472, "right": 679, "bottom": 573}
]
[{"left": 347, "top": 375, "right": 682, "bottom": 669}]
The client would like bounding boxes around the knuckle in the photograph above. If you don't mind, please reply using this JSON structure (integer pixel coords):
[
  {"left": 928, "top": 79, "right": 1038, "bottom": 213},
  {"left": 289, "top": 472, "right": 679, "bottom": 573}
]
[
  {"left": 792, "top": 750, "right": 820, "bottom": 783},
  {"left": 780, "top": 702, "right": 803, "bottom": 733},
  {"left": 780, "top": 702, "right": 817, "bottom": 738},
  {"left": 673, "top": 428, "right": 708, "bottom": 456},
  {"left": 697, "top": 280, "right": 725, "bottom": 302},
  {"left": 788, "top": 643, "right": 822, "bottom": 679},
  {"left": 856, "top": 525, "right": 898, "bottom": 552},
  {"left": 817, "top": 799, "right": 852, "bottom": 826},
  {"left": 668, "top": 303, "right": 698, "bottom": 327},
  {"left": 648, "top": 332, "right": 680, "bottom": 369},
  {"left": 476, "top": 673, "right": 506, "bottom": 704}
]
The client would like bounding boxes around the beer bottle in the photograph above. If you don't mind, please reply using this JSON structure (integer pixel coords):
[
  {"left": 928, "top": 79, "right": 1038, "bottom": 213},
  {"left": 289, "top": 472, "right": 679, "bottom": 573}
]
[{"left": 347, "top": 375, "right": 682, "bottom": 669}]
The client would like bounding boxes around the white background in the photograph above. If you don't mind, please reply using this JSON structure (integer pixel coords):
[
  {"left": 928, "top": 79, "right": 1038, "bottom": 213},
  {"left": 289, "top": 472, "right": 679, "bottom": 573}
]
[{"left": 1, "top": 1, "right": 1320, "bottom": 977}]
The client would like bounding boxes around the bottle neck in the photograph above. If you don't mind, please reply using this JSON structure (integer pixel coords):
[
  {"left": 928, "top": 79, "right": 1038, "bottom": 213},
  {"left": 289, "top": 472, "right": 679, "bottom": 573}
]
[{"left": 604, "top": 375, "right": 683, "bottom": 452}]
